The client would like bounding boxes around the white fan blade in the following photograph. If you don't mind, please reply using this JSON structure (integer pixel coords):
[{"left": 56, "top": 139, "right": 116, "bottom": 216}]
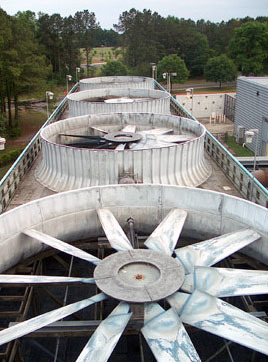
[
  {"left": 76, "top": 302, "right": 132, "bottom": 362},
  {"left": 90, "top": 126, "right": 108, "bottom": 134},
  {"left": 0, "top": 293, "right": 106, "bottom": 346},
  {"left": 115, "top": 143, "right": 126, "bottom": 150},
  {"left": 24, "top": 229, "right": 100, "bottom": 265},
  {"left": 145, "top": 209, "right": 187, "bottom": 255},
  {"left": 156, "top": 134, "right": 194, "bottom": 143},
  {"left": 0, "top": 274, "right": 94, "bottom": 286},
  {"left": 130, "top": 134, "right": 176, "bottom": 150},
  {"left": 180, "top": 290, "right": 268, "bottom": 356},
  {"left": 121, "top": 125, "right": 136, "bottom": 133},
  {"left": 96, "top": 209, "right": 133, "bottom": 251},
  {"left": 166, "top": 292, "right": 191, "bottom": 315},
  {"left": 142, "top": 304, "right": 201, "bottom": 362},
  {"left": 142, "top": 128, "right": 173, "bottom": 135},
  {"left": 182, "top": 266, "right": 268, "bottom": 297},
  {"left": 175, "top": 228, "right": 260, "bottom": 274}
]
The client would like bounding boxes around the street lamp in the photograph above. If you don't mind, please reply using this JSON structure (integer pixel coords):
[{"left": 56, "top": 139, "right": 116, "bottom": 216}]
[
  {"left": 76, "top": 67, "right": 81, "bottom": 83},
  {"left": 245, "top": 128, "right": 259, "bottom": 201},
  {"left": 66, "top": 74, "right": 72, "bottom": 93},
  {"left": 186, "top": 88, "right": 194, "bottom": 116},
  {"left": 150, "top": 63, "right": 157, "bottom": 80},
  {"left": 162, "top": 72, "right": 177, "bottom": 93},
  {"left": 45, "top": 91, "right": 54, "bottom": 118}
]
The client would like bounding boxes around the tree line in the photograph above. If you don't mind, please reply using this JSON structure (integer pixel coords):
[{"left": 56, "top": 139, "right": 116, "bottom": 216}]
[{"left": 0, "top": 6, "right": 268, "bottom": 130}]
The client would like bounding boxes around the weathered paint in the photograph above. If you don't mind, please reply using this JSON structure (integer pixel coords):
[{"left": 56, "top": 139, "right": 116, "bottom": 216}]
[
  {"left": 175, "top": 228, "right": 260, "bottom": 274},
  {"left": 180, "top": 290, "right": 268, "bottom": 355},
  {"left": 145, "top": 208, "right": 187, "bottom": 256},
  {"left": 76, "top": 302, "right": 132, "bottom": 362},
  {"left": 0, "top": 293, "right": 107, "bottom": 346}
]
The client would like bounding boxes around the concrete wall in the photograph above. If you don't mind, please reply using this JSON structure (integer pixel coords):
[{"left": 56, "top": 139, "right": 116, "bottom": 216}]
[
  {"left": 234, "top": 77, "right": 268, "bottom": 156},
  {"left": 176, "top": 92, "right": 235, "bottom": 119}
]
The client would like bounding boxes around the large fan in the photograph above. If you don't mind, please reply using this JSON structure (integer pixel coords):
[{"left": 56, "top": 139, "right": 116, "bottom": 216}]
[
  {"left": 60, "top": 124, "right": 194, "bottom": 150},
  {"left": 0, "top": 207, "right": 267, "bottom": 361}
]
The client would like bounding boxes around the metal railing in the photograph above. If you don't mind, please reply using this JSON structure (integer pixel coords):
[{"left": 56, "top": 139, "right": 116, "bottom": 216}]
[
  {"left": 159, "top": 80, "right": 268, "bottom": 208},
  {"left": 0, "top": 84, "right": 79, "bottom": 213}
]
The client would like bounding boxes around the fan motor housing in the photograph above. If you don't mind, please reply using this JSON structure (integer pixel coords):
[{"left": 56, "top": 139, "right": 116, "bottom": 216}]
[{"left": 36, "top": 113, "right": 211, "bottom": 191}]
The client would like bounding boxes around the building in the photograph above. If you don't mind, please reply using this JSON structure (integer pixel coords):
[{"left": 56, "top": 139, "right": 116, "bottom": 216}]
[{"left": 234, "top": 77, "right": 268, "bottom": 156}]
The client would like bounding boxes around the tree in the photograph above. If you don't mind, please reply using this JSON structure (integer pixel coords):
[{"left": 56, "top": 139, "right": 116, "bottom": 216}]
[
  {"left": 101, "top": 60, "right": 127, "bottom": 76},
  {"left": 229, "top": 22, "right": 268, "bottom": 75},
  {"left": 157, "top": 54, "right": 189, "bottom": 84},
  {"left": 74, "top": 10, "right": 99, "bottom": 76},
  {"left": 204, "top": 55, "right": 237, "bottom": 87},
  {"left": 114, "top": 9, "right": 165, "bottom": 69}
]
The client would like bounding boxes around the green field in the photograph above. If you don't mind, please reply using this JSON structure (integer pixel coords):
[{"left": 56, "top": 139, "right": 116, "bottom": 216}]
[{"left": 80, "top": 47, "right": 122, "bottom": 64}]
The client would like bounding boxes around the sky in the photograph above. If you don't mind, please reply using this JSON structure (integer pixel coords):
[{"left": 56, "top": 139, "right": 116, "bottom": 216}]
[{"left": 0, "top": 0, "right": 267, "bottom": 29}]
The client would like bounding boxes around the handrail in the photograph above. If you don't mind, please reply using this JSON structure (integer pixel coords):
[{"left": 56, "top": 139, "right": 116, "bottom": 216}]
[
  {"left": 0, "top": 83, "right": 79, "bottom": 212},
  {"left": 1, "top": 80, "right": 267, "bottom": 213}
]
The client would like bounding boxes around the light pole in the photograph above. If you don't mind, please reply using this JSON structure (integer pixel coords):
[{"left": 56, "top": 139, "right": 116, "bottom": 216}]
[
  {"left": 66, "top": 74, "right": 72, "bottom": 94},
  {"left": 245, "top": 128, "right": 259, "bottom": 201},
  {"left": 162, "top": 72, "right": 177, "bottom": 93},
  {"left": 46, "top": 91, "right": 54, "bottom": 118},
  {"left": 76, "top": 67, "right": 80, "bottom": 83},
  {"left": 186, "top": 88, "right": 194, "bottom": 116},
  {"left": 150, "top": 63, "right": 157, "bottom": 80}
]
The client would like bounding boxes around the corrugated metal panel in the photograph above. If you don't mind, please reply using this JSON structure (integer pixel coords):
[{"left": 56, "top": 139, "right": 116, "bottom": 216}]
[
  {"left": 80, "top": 76, "right": 154, "bottom": 90},
  {"left": 67, "top": 88, "right": 170, "bottom": 116},
  {"left": 36, "top": 113, "right": 211, "bottom": 191},
  {"left": 234, "top": 77, "right": 268, "bottom": 155}
]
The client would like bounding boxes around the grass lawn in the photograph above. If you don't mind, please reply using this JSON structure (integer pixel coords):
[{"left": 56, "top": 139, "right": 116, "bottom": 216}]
[
  {"left": 226, "top": 136, "right": 254, "bottom": 157},
  {"left": 0, "top": 164, "right": 13, "bottom": 179}
]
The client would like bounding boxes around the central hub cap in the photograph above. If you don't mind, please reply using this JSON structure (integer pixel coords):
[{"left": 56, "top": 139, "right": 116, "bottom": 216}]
[
  {"left": 104, "top": 131, "right": 142, "bottom": 144},
  {"left": 94, "top": 249, "right": 185, "bottom": 303}
]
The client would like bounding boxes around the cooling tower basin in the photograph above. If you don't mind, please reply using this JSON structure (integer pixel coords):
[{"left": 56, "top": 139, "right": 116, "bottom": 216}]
[
  {"left": 36, "top": 113, "right": 211, "bottom": 192},
  {"left": 79, "top": 76, "right": 155, "bottom": 91},
  {"left": 66, "top": 88, "right": 170, "bottom": 117}
]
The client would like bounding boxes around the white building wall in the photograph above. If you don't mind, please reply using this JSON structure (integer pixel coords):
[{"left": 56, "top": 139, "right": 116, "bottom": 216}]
[{"left": 176, "top": 92, "right": 235, "bottom": 118}]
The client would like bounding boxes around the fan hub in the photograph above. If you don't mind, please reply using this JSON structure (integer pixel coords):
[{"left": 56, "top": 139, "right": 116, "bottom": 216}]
[
  {"left": 94, "top": 249, "right": 185, "bottom": 303},
  {"left": 104, "top": 131, "right": 142, "bottom": 144}
]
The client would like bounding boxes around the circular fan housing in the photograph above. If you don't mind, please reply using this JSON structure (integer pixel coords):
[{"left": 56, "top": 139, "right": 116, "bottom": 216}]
[
  {"left": 79, "top": 76, "right": 155, "bottom": 91},
  {"left": 66, "top": 88, "right": 170, "bottom": 117},
  {"left": 36, "top": 113, "right": 211, "bottom": 191},
  {"left": 0, "top": 184, "right": 267, "bottom": 273}
]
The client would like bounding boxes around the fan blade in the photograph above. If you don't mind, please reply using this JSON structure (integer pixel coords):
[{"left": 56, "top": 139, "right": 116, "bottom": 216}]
[
  {"left": 23, "top": 229, "right": 100, "bottom": 265},
  {"left": 90, "top": 126, "right": 108, "bottom": 134},
  {"left": 144, "top": 302, "right": 165, "bottom": 323},
  {"left": 166, "top": 292, "right": 191, "bottom": 315},
  {"left": 121, "top": 125, "right": 136, "bottom": 133},
  {"left": 0, "top": 293, "right": 106, "bottom": 346},
  {"left": 142, "top": 305, "right": 201, "bottom": 362},
  {"left": 115, "top": 143, "right": 126, "bottom": 150},
  {"left": 175, "top": 228, "right": 260, "bottom": 274},
  {"left": 142, "top": 128, "right": 173, "bottom": 135},
  {"left": 145, "top": 209, "right": 187, "bottom": 255},
  {"left": 182, "top": 266, "right": 268, "bottom": 297},
  {"left": 130, "top": 134, "right": 177, "bottom": 150},
  {"left": 76, "top": 302, "right": 132, "bottom": 362},
  {"left": 0, "top": 274, "right": 95, "bottom": 286},
  {"left": 96, "top": 209, "right": 133, "bottom": 251},
  {"left": 156, "top": 134, "right": 194, "bottom": 143},
  {"left": 115, "top": 125, "right": 137, "bottom": 150},
  {"left": 180, "top": 290, "right": 268, "bottom": 356}
]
